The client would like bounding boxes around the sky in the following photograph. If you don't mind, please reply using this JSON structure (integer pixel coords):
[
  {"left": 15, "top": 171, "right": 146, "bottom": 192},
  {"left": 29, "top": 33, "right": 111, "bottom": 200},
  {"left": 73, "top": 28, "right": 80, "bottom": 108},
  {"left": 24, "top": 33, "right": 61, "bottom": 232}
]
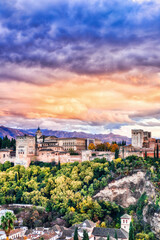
[{"left": 0, "top": 0, "right": 160, "bottom": 137}]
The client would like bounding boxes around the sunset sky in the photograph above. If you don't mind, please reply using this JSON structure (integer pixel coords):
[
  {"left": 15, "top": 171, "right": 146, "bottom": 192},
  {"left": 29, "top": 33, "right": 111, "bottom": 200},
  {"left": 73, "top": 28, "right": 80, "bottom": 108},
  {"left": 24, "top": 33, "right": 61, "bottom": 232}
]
[{"left": 1, "top": 0, "right": 160, "bottom": 137}]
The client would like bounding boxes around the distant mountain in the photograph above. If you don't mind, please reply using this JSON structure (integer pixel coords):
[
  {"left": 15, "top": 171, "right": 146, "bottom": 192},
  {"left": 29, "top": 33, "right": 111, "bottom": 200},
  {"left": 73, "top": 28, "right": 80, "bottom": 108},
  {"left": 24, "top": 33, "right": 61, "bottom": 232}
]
[
  {"left": 0, "top": 126, "right": 26, "bottom": 139},
  {"left": 0, "top": 126, "right": 131, "bottom": 144}
]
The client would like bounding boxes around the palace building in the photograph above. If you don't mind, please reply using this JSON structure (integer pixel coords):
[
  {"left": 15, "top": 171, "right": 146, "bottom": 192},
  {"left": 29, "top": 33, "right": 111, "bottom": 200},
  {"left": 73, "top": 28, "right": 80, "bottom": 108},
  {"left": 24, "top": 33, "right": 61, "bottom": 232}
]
[{"left": 14, "top": 127, "right": 102, "bottom": 167}]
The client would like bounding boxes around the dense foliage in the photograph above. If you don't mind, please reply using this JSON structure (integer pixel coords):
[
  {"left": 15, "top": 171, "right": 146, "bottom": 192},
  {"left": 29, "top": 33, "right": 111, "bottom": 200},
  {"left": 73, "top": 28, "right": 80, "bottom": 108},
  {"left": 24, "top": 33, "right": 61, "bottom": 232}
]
[
  {"left": 0, "top": 136, "right": 16, "bottom": 150},
  {"left": 0, "top": 155, "right": 159, "bottom": 239}
]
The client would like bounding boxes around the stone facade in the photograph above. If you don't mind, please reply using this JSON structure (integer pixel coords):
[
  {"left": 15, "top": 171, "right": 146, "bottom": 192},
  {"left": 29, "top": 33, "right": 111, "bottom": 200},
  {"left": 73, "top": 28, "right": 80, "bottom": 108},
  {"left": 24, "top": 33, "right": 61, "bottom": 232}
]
[
  {"left": 15, "top": 135, "right": 35, "bottom": 167},
  {"left": 0, "top": 149, "right": 15, "bottom": 164},
  {"left": 58, "top": 138, "right": 86, "bottom": 151},
  {"left": 131, "top": 129, "right": 151, "bottom": 148},
  {"left": 0, "top": 128, "right": 102, "bottom": 167}
]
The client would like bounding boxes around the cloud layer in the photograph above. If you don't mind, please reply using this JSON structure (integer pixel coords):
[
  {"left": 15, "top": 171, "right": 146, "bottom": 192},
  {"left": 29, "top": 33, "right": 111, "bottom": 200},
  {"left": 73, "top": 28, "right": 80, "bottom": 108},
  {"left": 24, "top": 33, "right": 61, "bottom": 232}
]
[{"left": 0, "top": 0, "right": 160, "bottom": 136}]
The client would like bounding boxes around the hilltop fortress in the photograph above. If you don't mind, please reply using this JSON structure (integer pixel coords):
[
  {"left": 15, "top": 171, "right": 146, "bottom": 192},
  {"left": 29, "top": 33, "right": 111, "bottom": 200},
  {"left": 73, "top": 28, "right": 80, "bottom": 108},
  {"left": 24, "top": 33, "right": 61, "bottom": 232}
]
[{"left": 0, "top": 127, "right": 105, "bottom": 167}]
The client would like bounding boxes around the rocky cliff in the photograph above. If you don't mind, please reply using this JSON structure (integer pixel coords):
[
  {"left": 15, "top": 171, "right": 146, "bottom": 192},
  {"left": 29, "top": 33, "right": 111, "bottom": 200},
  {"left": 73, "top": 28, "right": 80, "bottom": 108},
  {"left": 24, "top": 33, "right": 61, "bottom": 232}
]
[
  {"left": 94, "top": 171, "right": 156, "bottom": 208},
  {"left": 94, "top": 171, "right": 160, "bottom": 236}
]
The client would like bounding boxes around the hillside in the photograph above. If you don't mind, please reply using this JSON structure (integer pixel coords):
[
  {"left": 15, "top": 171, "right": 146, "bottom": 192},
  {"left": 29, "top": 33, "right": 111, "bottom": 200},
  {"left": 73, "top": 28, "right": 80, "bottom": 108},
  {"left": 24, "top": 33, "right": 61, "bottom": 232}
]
[
  {"left": 0, "top": 155, "right": 159, "bottom": 239},
  {"left": 0, "top": 126, "right": 26, "bottom": 139},
  {"left": 0, "top": 126, "right": 131, "bottom": 144}
]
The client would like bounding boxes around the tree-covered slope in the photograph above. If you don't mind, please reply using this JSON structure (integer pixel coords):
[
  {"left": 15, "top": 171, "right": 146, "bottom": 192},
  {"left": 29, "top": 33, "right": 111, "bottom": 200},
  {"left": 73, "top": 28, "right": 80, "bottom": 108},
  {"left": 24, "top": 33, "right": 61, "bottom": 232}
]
[{"left": 0, "top": 156, "right": 159, "bottom": 239}]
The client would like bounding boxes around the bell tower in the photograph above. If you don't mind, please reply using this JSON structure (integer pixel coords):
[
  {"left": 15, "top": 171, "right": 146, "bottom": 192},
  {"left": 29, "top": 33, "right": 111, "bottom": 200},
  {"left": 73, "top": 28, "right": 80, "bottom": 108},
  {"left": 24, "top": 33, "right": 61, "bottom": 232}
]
[
  {"left": 36, "top": 126, "right": 42, "bottom": 143},
  {"left": 121, "top": 214, "right": 131, "bottom": 233}
]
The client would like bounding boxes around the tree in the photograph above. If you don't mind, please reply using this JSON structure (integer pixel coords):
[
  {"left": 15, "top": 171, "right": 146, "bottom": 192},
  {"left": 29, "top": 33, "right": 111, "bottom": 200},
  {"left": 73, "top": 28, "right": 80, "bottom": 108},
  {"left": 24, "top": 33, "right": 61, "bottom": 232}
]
[
  {"left": 129, "top": 222, "right": 134, "bottom": 240},
  {"left": 74, "top": 227, "right": 78, "bottom": 240},
  {"left": 57, "top": 161, "right": 61, "bottom": 170},
  {"left": 154, "top": 148, "right": 156, "bottom": 160},
  {"left": 88, "top": 143, "right": 95, "bottom": 150},
  {"left": 156, "top": 144, "right": 159, "bottom": 159},
  {"left": 0, "top": 212, "right": 16, "bottom": 240},
  {"left": 14, "top": 173, "right": 18, "bottom": 183},
  {"left": 101, "top": 222, "right": 106, "bottom": 228},
  {"left": 114, "top": 231, "right": 118, "bottom": 240},
  {"left": 145, "top": 150, "right": 147, "bottom": 159},
  {"left": 115, "top": 149, "right": 119, "bottom": 159},
  {"left": 110, "top": 144, "right": 119, "bottom": 152},
  {"left": 105, "top": 142, "right": 110, "bottom": 150},
  {"left": 83, "top": 230, "right": 89, "bottom": 240},
  {"left": 95, "top": 144, "right": 106, "bottom": 151}
]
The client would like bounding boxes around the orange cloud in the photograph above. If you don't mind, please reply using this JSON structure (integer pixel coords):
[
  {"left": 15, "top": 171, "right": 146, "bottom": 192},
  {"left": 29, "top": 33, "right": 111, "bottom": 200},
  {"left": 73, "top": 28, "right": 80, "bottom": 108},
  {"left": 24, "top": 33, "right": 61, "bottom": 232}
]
[{"left": 0, "top": 71, "right": 160, "bottom": 126}]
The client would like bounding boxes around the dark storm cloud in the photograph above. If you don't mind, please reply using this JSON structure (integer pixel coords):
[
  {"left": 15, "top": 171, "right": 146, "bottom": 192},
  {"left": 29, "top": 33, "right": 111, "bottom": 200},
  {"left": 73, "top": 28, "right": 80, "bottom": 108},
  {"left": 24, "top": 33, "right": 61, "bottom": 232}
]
[{"left": 0, "top": 0, "right": 160, "bottom": 83}]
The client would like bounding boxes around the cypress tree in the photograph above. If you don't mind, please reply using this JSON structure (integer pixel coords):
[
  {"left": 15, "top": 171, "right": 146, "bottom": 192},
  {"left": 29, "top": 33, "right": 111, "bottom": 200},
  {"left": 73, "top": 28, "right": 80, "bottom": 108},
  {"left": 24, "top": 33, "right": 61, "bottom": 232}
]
[
  {"left": 157, "top": 144, "right": 159, "bottom": 159},
  {"left": 114, "top": 231, "right": 118, "bottom": 240},
  {"left": 122, "top": 146, "right": 124, "bottom": 159},
  {"left": 14, "top": 173, "right": 18, "bottom": 183},
  {"left": 145, "top": 150, "right": 147, "bottom": 159},
  {"left": 0, "top": 138, "right": 2, "bottom": 149},
  {"left": 57, "top": 161, "right": 61, "bottom": 170},
  {"left": 74, "top": 227, "right": 78, "bottom": 240},
  {"left": 129, "top": 222, "right": 134, "bottom": 240},
  {"left": 83, "top": 230, "right": 89, "bottom": 240},
  {"left": 115, "top": 149, "right": 119, "bottom": 159},
  {"left": 154, "top": 148, "right": 156, "bottom": 160}
]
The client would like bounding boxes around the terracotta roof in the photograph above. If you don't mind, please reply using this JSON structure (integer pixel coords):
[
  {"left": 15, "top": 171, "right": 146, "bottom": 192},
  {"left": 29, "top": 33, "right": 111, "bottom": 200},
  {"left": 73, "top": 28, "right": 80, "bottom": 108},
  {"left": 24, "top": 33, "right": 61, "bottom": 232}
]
[
  {"left": 35, "top": 227, "right": 44, "bottom": 231},
  {"left": 10, "top": 228, "right": 24, "bottom": 236},
  {"left": 34, "top": 233, "right": 56, "bottom": 240},
  {"left": 26, "top": 233, "right": 39, "bottom": 239}
]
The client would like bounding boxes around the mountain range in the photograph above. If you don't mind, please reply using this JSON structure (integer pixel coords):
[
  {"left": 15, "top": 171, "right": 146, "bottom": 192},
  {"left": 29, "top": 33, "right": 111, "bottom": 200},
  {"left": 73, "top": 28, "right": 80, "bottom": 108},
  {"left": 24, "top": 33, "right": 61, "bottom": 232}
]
[{"left": 0, "top": 126, "right": 131, "bottom": 144}]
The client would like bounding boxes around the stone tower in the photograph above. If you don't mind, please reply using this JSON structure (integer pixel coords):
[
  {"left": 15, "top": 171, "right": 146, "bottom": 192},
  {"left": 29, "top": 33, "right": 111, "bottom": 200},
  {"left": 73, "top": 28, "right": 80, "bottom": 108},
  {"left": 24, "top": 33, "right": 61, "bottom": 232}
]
[
  {"left": 131, "top": 129, "right": 144, "bottom": 148},
  {"left": 121, "top": 214, "right": 131, "bottom": 233},
  {"left": 36, "top": 126, "right": 42, "bottom": 143}
]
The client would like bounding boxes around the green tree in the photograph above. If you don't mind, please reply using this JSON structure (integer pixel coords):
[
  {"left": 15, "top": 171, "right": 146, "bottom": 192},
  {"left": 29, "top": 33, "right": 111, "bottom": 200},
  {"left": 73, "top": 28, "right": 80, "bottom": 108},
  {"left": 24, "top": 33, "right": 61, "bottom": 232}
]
[
  {"left": 154, "top": 148, "right": 156, "bottom": 160},
  {"left": 14, "top": 173, "right": 18, "bottom": 183},
  {"left": 57, "top": 161, "right": 61, "bottom": 170},
  {"left": 0, "top": 212, "right": 16, "bottom": 240},
  {"left": 129, "top": 222, "right": 134, "bottom": 240},
  {"left": 74, "top": 227, "right": 78, "bottom": 240},
  {"left": 83, "top": 230, "right": 89, "bottom": 240},
  {"left": 115, "top": 149, "right": 119, "bottom": 159},
  {"left": 114, "top": 231, "right": 118, "bottom": 240},
  {"left": 156, "top": 144, "right": 159, "bottom": 159},
  {"left": 145, "top": 150, "right": 147, "bottom": 159}
]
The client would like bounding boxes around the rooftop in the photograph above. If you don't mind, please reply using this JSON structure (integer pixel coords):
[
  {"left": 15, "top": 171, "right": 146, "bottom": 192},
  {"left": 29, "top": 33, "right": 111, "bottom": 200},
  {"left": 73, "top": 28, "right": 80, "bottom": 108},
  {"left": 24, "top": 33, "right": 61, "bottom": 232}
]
[
  {"left": 120, "top": 214, "right": 131, "bottom": 219},
  {"left": 92, "top": 227, "right": 128, "bottom": 239}
]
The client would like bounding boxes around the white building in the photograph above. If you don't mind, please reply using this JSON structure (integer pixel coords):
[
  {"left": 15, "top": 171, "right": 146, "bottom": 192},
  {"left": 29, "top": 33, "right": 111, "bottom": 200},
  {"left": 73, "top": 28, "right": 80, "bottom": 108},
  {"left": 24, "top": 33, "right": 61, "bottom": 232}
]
[
  {"left": 0, "top": 229, "right": 26, "bottom": 240},
  {"left": 120, "top": 214, "right": 132, "bottom": 233},
  {"left": 92, "top": 214, "right": 131, "bottom": 240}
]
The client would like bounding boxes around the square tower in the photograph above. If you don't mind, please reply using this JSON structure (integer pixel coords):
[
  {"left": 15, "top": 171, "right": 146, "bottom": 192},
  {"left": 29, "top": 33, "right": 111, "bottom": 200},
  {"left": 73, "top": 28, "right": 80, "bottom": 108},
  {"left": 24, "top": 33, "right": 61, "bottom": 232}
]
[
  {"left": 131, "top": 129, "right": 144, "bottom": 148},
  {"left": 121, "top": 214, "right": 131, "bottom": 233},
  {"left": 16, "top": 135, "right": 35, "bottom": 167}
]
